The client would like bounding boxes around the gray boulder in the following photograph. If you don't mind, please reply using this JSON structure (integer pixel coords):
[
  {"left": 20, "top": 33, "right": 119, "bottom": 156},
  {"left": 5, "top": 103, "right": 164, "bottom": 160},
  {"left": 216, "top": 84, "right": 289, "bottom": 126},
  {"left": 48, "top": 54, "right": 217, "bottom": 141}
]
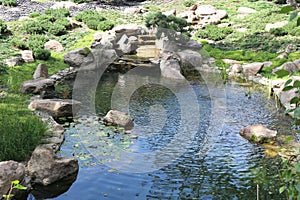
[
  {"left": 160, "top": 56, "right": 185, "bottom": 80},
  {"left": 240, "top": 124, "right": 277, "bottom": 143},
  {"left": 0, "top": 161, "right": 25, "bottom": 197},
  {"left": 103, "top": 110, "right": 134, "bottom": 130},
  {"left": 33, "top": 63, "right": 48, "bottom": 79},
  {"left": 272, "top": 60, "right": 300, "bottom": 74},
  {"left": 20, "top": 78, "right": 54, "bottom": 94},
  {"left": 64, "top": 47, "right": 92, "bottom": 68},
  {"left": 27, "top": 147, "right": 78, "bottom": 186},
  {"left": 28, "top": 99, "right": 81, "bottom": 118},
  {"left": 117, "top": 34, "right": 137, "bottom": 54},
  {"left": 242, "top": 62, "right": 264, "bottom": 77},
  {"left": 177, "top": 49, "right": 202, "bottom": 68}
]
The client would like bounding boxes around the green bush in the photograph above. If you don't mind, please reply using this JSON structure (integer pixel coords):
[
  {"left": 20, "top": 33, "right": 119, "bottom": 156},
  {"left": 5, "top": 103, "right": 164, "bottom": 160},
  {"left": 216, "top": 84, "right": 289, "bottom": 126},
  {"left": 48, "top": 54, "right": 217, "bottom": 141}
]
[
  {"left": 145, "top": 11, "right": 190, "bottom": 35},
  {"left": 0, "top": 0, "right": 16, "bottom": 6},
  {"left": 97, "top": 21, "right": 114, "bottom": 31},
  {"left": 56, "top": 19, "right": 72, "bottom": 30},
  {"left": 75, "top": 10, "right": 113, "bottom": 31},
  {"left": 48, "top": 23, "right": 67, "bottom": 36},
  {"left": 33, "top": 49, "right": 51, "bottom": 60},
  {"left": 270, "top": 27, "right": 288, "bottom": 36},
  {"left": 0, "top": 19, "right": 8, "bottom": 36},
  {"left": 44, "top": 8, "right": 70, "bottom": 20},
  {"left": 28, "top": 34, "right": 49, "bottom": 50},
  {"left": 24, "top": 21, "right": 44, "bottom": 34},
  {"left": 183, "top": 0, "right": 195, "bottom": 7},
  {"left": 10, "top": 37, "right": 28, "bottom": 49},
  {"left": 195, "top": 25, "right": 233, "bottom": 41},
  {"left": 29, "top": 12, "right": 41, "bottom": 18}
]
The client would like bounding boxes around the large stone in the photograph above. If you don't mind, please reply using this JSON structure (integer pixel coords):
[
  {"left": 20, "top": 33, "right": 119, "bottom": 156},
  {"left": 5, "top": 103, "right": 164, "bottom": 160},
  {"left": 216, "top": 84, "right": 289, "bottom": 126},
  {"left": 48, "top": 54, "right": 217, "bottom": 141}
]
[
  {"left": 210, "top": 10, "right": 228, "bottom": 24},
  {"left": 272, "top": 60, "right": 300, "bottom": 74},
  {"left": 160, "top": 57, "right": 185, "bottom": 80},
  {"left": 33, "top": 63, "right": 48, "bottom": 79},
  {"left": 4, "top": 57, "right": 24, "bottom": 67},
  {"left": 0, "top": 161, "right": 25, "bottom": 196},
  {"left": 20, "top": 78, "right": 54, "bottom": 94},
  {"left": 21, "top": 50, "right": 34, "bottom": 63},
  {"left": 265, "top": 21, "right": 288, "bottom": 31},
  {"left": 103, "top": 110, "right": 134, "bottom": 130},
  {"left": 195, "top": 5, "right": 217, "bottom": 16},
  {"left": 242, "top": 62, "right": 264, "bottom": 77},
  {"left": 27, "top": 147, "right": 78, "bottom": 186},
  {"left": 44, "top": 40, "right": 64, "bottom": 52},
  {"left": 124, "top": 7, "right": 142, "bottom": 15},
  {"left": 64, "top": 47, "right": 91, "bottom": 68},
  {"left": 240, "top": 124, "right": 277, "bottom": 143},
  {"left": 117, "top": 34, "right": 137, "bottom": 54},
  {"left": 177, "top": 49, "right": 202, "bottom": 68},
  {"left": 28, "top": 99, "right": 81, "bottom": 118},
  {"left": 237, "top": 7, "right": 257, "bottom": 14}
]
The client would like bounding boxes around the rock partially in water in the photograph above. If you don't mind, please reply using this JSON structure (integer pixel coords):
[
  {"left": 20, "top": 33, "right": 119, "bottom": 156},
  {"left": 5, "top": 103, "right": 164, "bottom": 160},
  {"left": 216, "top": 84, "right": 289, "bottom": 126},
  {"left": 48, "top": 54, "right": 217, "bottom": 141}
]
[
  {"left": 20, "top": 78, "right": 54, "bottom": 94},
  {"left": 239, "top": 124, "right": 277, "bottom": 143},
  {"left": 103, "top": 110, "right": 134, "bottom": 130},
  {"left": 28, "top": 99, "right": 81, "bottom": 118},
  {"left": 242, "top": 62, "right": 264, "bottom": 77},
  {"left": 160, "top": 54, "right": 185, "bottom": 80},
  {"left": 0, "top": 161, "right": 25, "bottom": 197},
  {"left": 27, "top": 147, "right": 78, "bottom": 186}
]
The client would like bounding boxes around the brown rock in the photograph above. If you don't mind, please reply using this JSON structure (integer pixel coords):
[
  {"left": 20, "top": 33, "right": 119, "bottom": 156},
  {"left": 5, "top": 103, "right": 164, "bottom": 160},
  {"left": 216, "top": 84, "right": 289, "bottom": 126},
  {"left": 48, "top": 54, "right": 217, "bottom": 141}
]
[
  {"left": 103, "top": 110, "right": 134, "bottom": 130},
  {"left": 44, "top": 40, "right": 64, "bottom": 53},
  {"left": 33, "top": 63, "right": 48, "bottom": 79},
  {"left": 21, "top": 50, "right": 34, "bottom": 63},
  {"left": 240, "top": 124, "right": 277, "bottom": 143}
]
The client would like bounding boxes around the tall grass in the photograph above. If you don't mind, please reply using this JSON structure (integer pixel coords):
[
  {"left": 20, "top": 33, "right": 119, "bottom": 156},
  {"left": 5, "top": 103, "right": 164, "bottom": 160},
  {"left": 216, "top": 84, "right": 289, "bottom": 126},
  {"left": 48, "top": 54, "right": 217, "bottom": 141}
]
[{"left": 0, "top": 94, "right": 47, "bottom": 161}]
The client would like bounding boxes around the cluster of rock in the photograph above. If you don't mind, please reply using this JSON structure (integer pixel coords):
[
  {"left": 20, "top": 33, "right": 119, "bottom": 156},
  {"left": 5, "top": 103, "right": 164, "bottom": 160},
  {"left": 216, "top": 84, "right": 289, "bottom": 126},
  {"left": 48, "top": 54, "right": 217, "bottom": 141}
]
[{"left": 178, "top": 4, "right": 227, "bottom": 29}]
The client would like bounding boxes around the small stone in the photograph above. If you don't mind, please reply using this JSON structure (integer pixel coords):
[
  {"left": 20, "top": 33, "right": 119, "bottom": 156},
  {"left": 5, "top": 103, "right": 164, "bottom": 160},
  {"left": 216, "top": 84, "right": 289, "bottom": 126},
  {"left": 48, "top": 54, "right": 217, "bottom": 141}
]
[
  {"left": 44, "top": 40, "right": 64, "bottom": 52},
  {"left": 4, "top": 57, "right": 24, "bottom": 67},
  {"left": 21, "top": 50, "right": 34, "bottom": 63},
  {"left": 237, "top": 7, "right": 257, "bottom": 14},
  {"left": 33, "top": 63, "right": 48, "bottom": 79}
]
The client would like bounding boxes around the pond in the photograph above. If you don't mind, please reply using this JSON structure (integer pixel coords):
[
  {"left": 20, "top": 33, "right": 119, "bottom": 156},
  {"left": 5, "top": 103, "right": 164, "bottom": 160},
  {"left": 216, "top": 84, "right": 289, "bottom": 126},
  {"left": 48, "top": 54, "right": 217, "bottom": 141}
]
[{"left": 29, "top": 68, "right": 294, "bottom": 200}]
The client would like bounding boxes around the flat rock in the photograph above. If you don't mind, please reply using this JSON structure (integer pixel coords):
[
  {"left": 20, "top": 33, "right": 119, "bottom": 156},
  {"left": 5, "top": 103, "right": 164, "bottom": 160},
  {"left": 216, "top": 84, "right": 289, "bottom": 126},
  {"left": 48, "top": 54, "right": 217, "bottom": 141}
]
[
  {"left": 28, "top": 99, "right": 81, "bottom": 118},
  {"left": 242, "top": 62, "right": 264, "bottom": 77},
  {"left": 265, "top": 21, "right": 288, "bottom": 31},
  {"left": 20, "top": 78, "right": 54, "bottom": 94},
  {"left": 237, "top": 7, "right": 257, "bottom": 14},
  {"left": 195, "top": 5, "right": 217, "bottom": 16}
]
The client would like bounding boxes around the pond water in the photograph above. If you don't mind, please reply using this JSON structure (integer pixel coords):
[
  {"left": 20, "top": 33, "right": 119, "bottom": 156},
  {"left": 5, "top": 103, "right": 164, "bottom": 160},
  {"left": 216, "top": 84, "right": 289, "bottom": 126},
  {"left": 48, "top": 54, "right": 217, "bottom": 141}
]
[{"left": 29, "top": 69, "right": 295, "bottom": 200}]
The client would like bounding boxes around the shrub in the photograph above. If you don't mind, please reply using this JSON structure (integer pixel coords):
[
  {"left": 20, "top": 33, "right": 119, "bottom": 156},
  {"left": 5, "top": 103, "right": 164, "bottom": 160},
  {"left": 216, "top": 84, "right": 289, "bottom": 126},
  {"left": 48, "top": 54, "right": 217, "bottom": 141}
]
[
  {"left": 195, "top": 25, "right": 233, "bottom": 41},
  {"left": 270, "top": 27, "right": 288, "bottom": 36},
  {"left": 97, "top": 21, "right": 114, "bottom": 31},
  {"left": 183, "top": 0, "right": 195, "bottom": 7},
  {"left": 33, "top": 49, "right": 51, "bottom": 60},
  {"left": 75, "top": 10, "right": 110, "bottom": 30},
  {"left": 48, "top": 23, "right": 67, "bottom": 36},
  {"left": 28, "top": 34, "right": 49, "bottom": 50},
  {"left": 145, "top": 11, "right": 190, "bottom": 35},
  {"left": 0, "top": 0, "right": 16, "bottom": 6},
  {"left": 10, "top": 37, "right": 28, "bottom": 49},
  {"left": 0, "top": 19, "right": 8, "bottom": 36},
  {"left": 44, "top": 8, "right": 70, "bottom": 20},
  {"left": 24, "top": 21, "right": 44, "bottom": 34},
  {"left": 29, "top": 12, "right": 41, "bottom": 18},
  {"left": 56, "top": 19, "right": 72, "bottom": 30}
]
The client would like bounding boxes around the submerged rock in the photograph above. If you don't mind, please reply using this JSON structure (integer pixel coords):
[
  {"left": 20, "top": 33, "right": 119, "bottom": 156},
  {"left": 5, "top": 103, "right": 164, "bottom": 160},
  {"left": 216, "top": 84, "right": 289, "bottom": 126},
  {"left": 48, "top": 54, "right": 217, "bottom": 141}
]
[
  {"left": 0, "top": 161, "right": 25, "bottom": 197},
  {"left": 239, "top": 124, "right": 277, "bottom": 143},
  {"left": 27, "top": 147, "right": 78, "bottom": 186},
  {"left": 103, "top": 110, "right": 134, "bottom": 130}
]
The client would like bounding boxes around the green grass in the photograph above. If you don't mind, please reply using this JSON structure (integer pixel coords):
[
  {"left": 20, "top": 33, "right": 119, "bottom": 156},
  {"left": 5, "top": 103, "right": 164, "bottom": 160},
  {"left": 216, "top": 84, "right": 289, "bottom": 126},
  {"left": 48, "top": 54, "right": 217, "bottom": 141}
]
[{"left": 0, "top": 93, "right": 47, "bottom": 161}]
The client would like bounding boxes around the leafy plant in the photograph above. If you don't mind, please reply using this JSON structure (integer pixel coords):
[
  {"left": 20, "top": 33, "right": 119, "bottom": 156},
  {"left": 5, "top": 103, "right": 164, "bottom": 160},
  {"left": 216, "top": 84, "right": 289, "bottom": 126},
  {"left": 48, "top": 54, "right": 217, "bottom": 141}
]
[
  {"left": 10, "top": 37, "right": 28, "bottom": 49},
  {"left": 195, "top": 25, "right": 233, "bottom": 41},
  {"left": 29, "top": 12, "right": 41, "bottom": 18},
  {"left": 97, "top": 21, "right": 114, "bottom": 31},
  {"left": 28, "top": 34, "right": 49, "bottom": 50},
  {"left": 2, "top": 180, "right": 27, "bottom": 200}
]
